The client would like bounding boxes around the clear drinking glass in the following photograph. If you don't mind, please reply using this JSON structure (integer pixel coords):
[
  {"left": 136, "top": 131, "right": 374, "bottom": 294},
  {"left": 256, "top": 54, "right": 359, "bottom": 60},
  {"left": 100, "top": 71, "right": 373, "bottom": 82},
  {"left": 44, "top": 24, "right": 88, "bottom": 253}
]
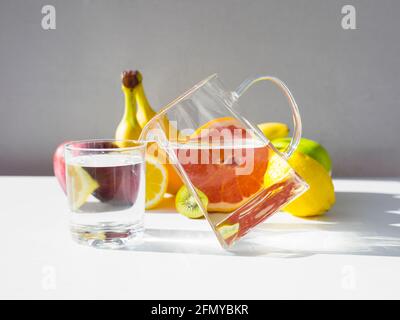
[
  {"left": 140, "top": 74, "right": 308, "bottom": 249},
  {"left": 65, "top": 139, "right": 146, "bottom": 249}
]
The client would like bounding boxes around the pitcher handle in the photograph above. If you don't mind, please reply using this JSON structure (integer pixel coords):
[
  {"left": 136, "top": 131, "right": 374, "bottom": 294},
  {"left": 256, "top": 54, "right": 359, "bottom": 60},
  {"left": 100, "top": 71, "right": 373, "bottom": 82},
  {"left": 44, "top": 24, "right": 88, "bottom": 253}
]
[{"left": 233, "top": 76, "right": 301, "bottom": 159}]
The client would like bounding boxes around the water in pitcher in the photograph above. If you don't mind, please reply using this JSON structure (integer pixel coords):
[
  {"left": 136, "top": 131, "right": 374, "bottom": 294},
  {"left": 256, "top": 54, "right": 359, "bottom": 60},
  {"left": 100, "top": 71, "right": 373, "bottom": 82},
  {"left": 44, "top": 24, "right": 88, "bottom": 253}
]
[{"left": 173, "top": 139, "right": 306, "bottom": 246}]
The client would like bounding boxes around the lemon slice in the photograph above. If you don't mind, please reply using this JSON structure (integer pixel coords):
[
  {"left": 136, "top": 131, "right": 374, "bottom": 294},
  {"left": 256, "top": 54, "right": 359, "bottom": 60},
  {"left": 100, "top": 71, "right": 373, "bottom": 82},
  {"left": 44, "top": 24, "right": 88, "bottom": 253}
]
[
  {"left": 67, "top": 165, "right": 99, "bottom": 211},
  {"left": 145, "top": 155, "right": 168, "bottom": 209}
]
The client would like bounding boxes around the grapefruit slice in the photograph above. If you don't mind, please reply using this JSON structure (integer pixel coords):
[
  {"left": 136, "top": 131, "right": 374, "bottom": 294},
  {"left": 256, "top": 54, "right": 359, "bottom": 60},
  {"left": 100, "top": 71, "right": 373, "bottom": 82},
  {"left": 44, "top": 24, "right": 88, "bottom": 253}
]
[
  {"left": 191, "top": 117, "right": 244, "bottom": 138},
  {"left": 178, "top": 117, "right": 269, "bottom": 212}
]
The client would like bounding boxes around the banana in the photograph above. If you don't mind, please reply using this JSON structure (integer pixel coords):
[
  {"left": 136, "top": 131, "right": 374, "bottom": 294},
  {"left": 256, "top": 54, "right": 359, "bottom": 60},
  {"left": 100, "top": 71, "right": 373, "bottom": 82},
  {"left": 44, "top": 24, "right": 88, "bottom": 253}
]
[
  {"left": 132, "top": 70, "right": 176, "bottom": 139},
  {"left": 132, "top": 71, "right": 157, "bottom": 129},
  {"left": 127, "top": 70, "right": 182, "bottom": 193},
  {"left": 257, "top": 122, "right": 289, "bottom": 141},
  {"left": 115, "top": 70, "right": 142, "bottom": 143}
]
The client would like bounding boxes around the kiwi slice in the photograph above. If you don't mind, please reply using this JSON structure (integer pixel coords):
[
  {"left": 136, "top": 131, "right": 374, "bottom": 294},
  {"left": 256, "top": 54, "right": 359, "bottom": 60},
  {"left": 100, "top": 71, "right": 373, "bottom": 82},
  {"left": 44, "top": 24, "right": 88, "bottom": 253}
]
[{"left": 175, "top": 186, "right": 208, "bottom": 219}]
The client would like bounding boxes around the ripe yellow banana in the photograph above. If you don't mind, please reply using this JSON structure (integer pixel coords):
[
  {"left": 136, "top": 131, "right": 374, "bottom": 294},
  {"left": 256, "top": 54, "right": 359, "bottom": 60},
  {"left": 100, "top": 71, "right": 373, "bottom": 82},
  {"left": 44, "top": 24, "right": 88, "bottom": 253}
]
[
  {"left": 132, "top": 71, "right": 157, "bottom": 129},
  {"left": 127, "top": 70, "right": 182, "bottom": 194},
  {"left": 132, "top": 70, "right": 176, "bottom": 139},
  {"left": 257, "top": 122, "right": 289, "bottom": 141},
  {"left": 115, "top": 70, "right": 142, "bottom": 143}
]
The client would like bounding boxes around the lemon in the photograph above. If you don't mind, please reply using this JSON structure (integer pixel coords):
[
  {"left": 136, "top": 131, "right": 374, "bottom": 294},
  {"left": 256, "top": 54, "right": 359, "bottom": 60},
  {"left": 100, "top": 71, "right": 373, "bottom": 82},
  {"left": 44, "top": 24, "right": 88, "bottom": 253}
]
[
  {"left": 272, "top": 137, "right": 332, "bottom": 173},
  {"left": 263, "top": 153, "right": 293, "bottom": 187},
  {"left": 264, "top": 152, "right": 335, "bottom": 217},
  {"left": 257, "top": 122, "right": 290, "bottom": 140},
  {"left": 67, "top": 165, "right": 99, "bottom": 211},
  {"left": 145, "top": 155, "right": 168, "bottom": 209}
]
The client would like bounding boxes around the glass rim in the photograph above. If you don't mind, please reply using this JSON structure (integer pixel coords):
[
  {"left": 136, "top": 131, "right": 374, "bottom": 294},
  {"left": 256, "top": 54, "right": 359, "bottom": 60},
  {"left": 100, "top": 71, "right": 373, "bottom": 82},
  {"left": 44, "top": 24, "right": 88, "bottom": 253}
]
[
  {"left": 156, "top": 73, "right": 217, "bottom": 117},
  {"left": 139, "top": 73, "right": 218, "bottom": 140},
  {"left": 65, "top": 139, "right": 146, "bottom": 152}
]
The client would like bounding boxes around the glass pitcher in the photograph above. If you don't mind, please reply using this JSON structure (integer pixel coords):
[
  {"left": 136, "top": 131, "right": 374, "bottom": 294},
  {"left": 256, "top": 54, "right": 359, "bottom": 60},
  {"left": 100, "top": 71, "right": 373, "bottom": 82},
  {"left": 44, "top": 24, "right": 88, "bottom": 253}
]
[{"left": 140, "top": 74, "right": 308, "bottom": 249}]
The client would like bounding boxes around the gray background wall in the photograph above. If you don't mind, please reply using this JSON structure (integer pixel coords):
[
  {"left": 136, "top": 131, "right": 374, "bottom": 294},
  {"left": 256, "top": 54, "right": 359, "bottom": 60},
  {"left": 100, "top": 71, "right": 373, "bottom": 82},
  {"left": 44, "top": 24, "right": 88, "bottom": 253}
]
[{"left": 0, "top": 0, "right": 399, "bottom": 177}]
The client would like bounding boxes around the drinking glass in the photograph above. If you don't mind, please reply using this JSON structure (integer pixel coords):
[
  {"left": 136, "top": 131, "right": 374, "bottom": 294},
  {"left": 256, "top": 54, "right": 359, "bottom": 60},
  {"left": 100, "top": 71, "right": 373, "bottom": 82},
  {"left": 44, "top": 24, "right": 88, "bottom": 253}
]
[{"left": 65, "top": 139, "right": 146, "bottom": 249}]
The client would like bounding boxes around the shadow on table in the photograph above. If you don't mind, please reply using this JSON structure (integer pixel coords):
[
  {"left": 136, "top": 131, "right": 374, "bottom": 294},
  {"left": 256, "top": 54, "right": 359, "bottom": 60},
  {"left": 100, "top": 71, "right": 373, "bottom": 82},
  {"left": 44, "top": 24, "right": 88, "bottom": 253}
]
[{"left": 125, "top": 191, "right": 400, "bottom": 258}]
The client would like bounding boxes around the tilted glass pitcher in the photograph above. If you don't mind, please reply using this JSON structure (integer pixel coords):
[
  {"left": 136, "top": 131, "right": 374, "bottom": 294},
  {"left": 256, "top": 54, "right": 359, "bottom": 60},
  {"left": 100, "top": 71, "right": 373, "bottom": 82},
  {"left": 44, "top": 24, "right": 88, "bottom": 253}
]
[{"left": 140, "top": 74, "right": 308, "bottom": 249}]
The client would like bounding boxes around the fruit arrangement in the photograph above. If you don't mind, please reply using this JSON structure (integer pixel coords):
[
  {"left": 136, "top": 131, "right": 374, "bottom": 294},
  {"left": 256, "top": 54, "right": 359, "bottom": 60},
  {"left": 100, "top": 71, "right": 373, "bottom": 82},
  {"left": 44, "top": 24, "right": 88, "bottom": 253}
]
[
  {"left": 53, "top": 70, "right": 335, "bottom": 218},
  {"left": 179, "top": 117, "right": 269, "bottom": 213},
  {"left": 53, "top": 70, "right": 177, "bottom": 210},
  {"left": 173, "top": 121, "right": 335, "bottom": 219}
]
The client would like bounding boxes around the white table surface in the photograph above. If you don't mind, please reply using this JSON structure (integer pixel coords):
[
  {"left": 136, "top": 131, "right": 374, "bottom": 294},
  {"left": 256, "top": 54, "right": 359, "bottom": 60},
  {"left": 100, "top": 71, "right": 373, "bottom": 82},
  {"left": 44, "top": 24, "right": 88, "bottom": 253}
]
[{"left": 0, "top": 176, "right": 399, "bottom": 299}]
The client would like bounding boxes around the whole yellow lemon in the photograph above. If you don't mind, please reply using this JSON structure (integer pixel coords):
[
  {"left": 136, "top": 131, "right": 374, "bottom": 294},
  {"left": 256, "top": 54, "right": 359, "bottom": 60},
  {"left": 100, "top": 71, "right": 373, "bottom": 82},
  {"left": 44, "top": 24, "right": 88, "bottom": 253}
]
[{"left": 264, "top": 152, "right": 335, "bottom": 217}]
